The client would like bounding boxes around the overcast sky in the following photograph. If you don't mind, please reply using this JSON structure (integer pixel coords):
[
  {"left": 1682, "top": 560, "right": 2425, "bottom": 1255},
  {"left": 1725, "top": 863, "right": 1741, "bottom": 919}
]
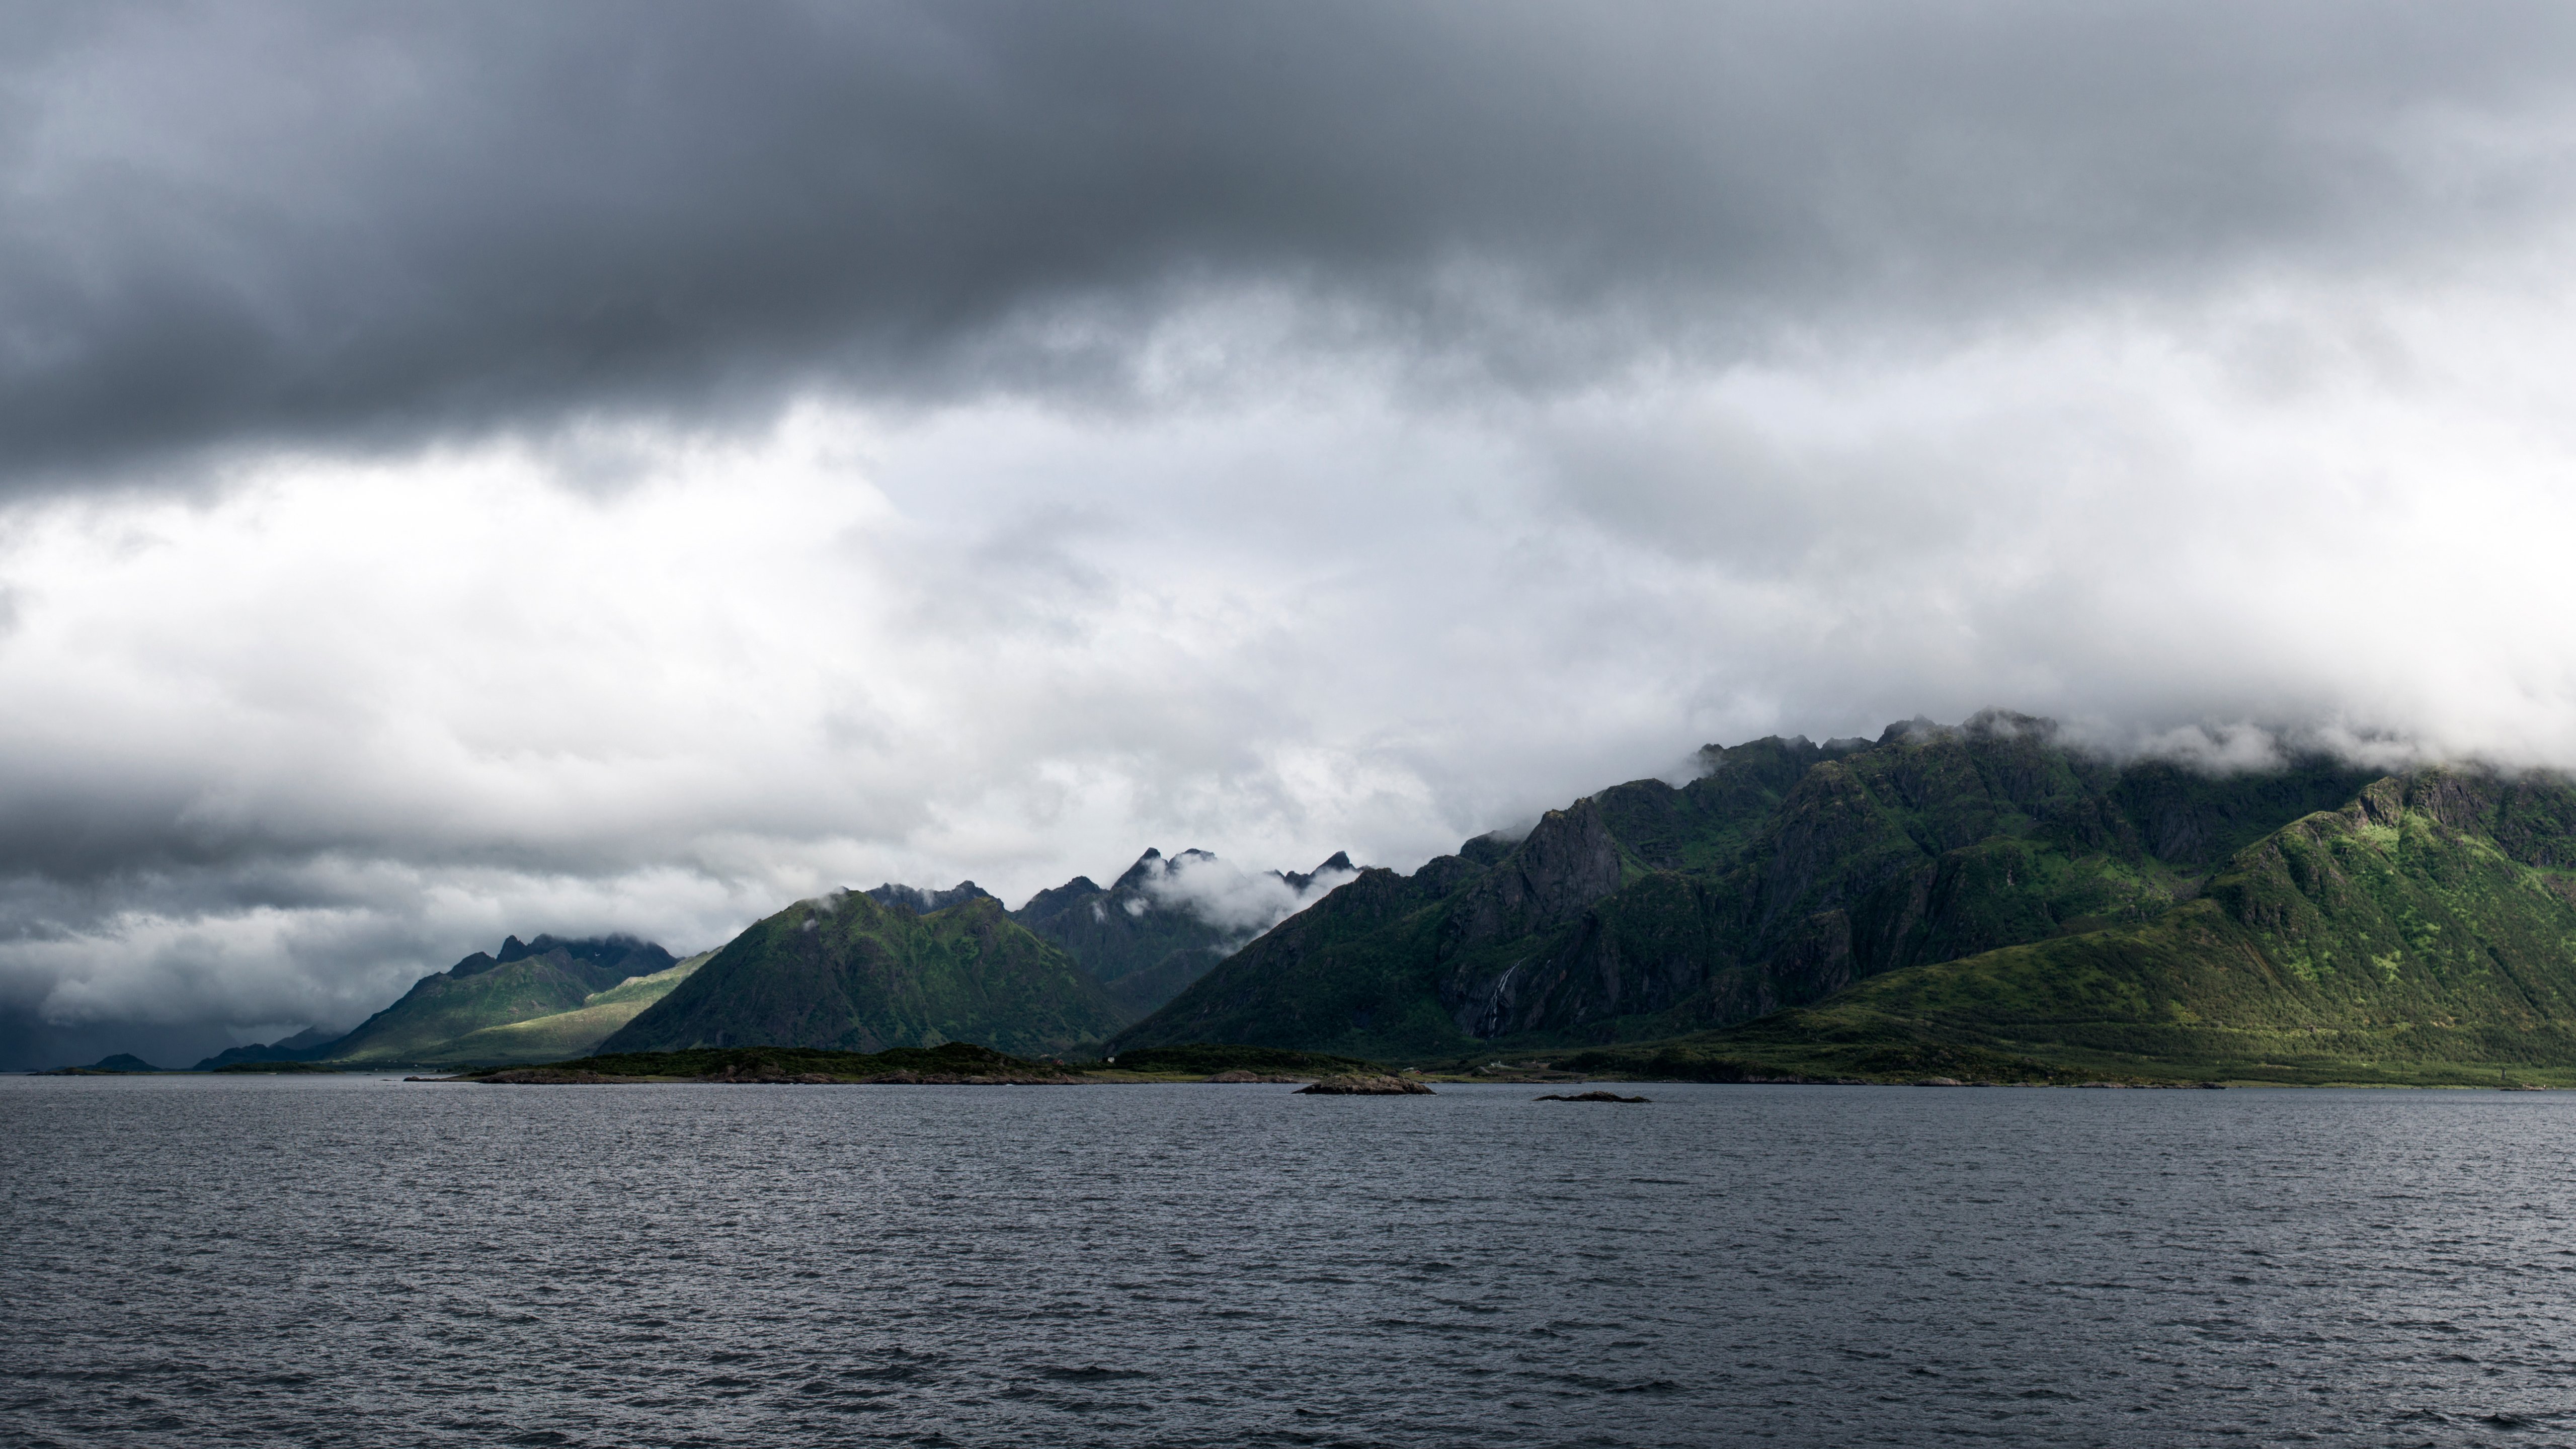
[{"left": 8, "top": 0, "right": 2576, "bottom": 1066}]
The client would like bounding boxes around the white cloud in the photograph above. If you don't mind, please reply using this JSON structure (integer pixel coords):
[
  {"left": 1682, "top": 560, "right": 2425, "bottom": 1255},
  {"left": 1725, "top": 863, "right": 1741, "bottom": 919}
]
[{"left": 1137, "top": 851, "right": 1361, "bottom": 938}]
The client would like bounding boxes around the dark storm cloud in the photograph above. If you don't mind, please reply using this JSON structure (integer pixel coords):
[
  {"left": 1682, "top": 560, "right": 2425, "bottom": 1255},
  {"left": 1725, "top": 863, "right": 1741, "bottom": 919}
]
[{"left": 6, "top": 0, "right": 2573, "bottom": 485}]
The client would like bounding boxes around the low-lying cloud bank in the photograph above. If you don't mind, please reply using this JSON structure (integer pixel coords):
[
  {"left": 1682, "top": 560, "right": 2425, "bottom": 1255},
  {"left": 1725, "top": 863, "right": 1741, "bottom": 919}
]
[{"left": 7, "top": 3, "right": 2576, "bottom": 1065}]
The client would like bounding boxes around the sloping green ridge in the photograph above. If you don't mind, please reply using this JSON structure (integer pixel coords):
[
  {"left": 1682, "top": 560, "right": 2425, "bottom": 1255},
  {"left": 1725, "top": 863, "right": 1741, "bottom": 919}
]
[
  {"left": 325, "top": 936, "right": 681, "bottom": 1063},
  {"left": 600, "top": 891, "right": 1124, "bottom": 1058},
  {"left": 1579, "top": 770, "right": 2576, "bottom": 1084},
  {"left": 1113, "top": 713, "right": 2379, "bottom": 1060},
  {"left": 425, "top": 953, "right": 712, "bottom": 1064},
  {"left": 326, "top": 957, "right": 612, "bottom": 1062}
]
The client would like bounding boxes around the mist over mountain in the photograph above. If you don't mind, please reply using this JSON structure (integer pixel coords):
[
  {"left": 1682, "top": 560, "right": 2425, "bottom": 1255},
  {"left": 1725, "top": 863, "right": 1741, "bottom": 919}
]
[{"left": 1003, "top": 848, "right": 1358, "bottom": 1017}]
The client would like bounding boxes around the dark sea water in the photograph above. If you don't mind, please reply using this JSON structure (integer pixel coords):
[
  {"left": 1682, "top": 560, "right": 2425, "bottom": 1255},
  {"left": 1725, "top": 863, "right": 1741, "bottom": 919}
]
[{"left": 4, "top": 1078, "right": 2574, "bottom": 1448}]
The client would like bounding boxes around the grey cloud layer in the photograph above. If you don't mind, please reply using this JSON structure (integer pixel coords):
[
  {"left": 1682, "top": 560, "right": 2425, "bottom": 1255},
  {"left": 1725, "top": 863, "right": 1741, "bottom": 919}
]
[{"left": 9, "top": 1, "right": 2575, "bottom": 480}]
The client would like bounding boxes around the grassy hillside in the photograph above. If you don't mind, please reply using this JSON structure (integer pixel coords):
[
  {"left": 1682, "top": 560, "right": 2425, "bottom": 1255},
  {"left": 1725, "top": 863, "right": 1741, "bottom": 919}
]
[
  {"left": 326, "top": 957, "right": 611, "bottom": 1062},
  {"left": 325, "top": 935, "right": 678, "bottom": 1063},
  {"left": 1113, "top": 713, "right": 2376, "bottom": 1060},
  {"left": 419, "top": 952, "right": 711, "bottom": 1064},
  {"left": 599, "top": 891, "right": 1124, "bottom": 1057},
  {"left": 1561, "top": 770, "right": 2576, "bottom": 1085}
]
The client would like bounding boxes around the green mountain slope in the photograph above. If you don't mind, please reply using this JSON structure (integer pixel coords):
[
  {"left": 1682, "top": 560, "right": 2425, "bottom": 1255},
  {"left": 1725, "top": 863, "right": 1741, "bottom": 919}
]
[
  {"left": 324, "top": 935, "right": 678, "bottom": 1063},
  {"left": 417, "top": 951, "right": 712, "bottom": 1064},
  {"left": 1011, "top": 849, "right": 1243, "bottom": 1012},
  {"left": 876, "top": 848, "right": 1356, "bottom": 1021},
  {"left": 1590, "top": 769, "right": 2576, "bottom": 1084},
  {"left": 598, "top": 891, "right": 1123, "bottom": 1057},
  {"left": 1113, "top": 712, "right": 2377, "bottom": 1060},
  {"left": 191, "top": 1025, "right": 338, "bottom": 1071}
]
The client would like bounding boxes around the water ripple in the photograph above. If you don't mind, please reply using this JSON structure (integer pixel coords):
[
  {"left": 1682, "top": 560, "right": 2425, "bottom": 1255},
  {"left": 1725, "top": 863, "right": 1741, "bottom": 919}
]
[{"left": 6, "top": 1078, "right": 2576, "bottom": 1446}]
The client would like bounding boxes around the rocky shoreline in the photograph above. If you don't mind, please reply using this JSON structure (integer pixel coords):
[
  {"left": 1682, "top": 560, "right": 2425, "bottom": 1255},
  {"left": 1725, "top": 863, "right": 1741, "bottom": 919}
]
[
  {"left": 1296, "top": 1073, "right": 1435, "bottom": 1095},
  {"left": 465, "top": 1065, "right": 1083, "bottom": 1085}
]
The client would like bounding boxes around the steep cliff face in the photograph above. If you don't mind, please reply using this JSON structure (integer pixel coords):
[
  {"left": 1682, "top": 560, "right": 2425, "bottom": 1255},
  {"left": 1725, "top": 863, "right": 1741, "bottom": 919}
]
[
  {"left": 1439, "top": 800, "right": 1627, "bottom": 957},
  {"left": 1110, "top": 712, "right": 2379, "bottom": 1059}
]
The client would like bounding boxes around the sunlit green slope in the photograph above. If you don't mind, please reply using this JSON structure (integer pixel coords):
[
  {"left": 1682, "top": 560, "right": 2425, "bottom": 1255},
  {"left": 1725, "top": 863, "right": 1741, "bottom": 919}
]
[
  {"left": 1592, "top": 770, "right": 2576, "bottom": 1084},
  {"left": 326, "top": 935, "right": 680, "bottom": 1063},
  {"left": 421, "top": 952, "right": 712, "bottom": 1064}
]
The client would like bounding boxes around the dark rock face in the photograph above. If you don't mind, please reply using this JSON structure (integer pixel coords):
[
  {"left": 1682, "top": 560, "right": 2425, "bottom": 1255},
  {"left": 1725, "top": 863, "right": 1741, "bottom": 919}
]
[
  {"left": 863, "top": 881, "right": 998, "bottom": 915},
  {"left": 1438, "top": 800, "right": 1624, "bottom": 961},
  {"left": 508, "top": 935, "right": 677, "bottom": 982},
  {"left": 1282, "top": 852, "right": 1355, "bottom": 892},
  {"left": 1097, "top": 946, "right": 1230, "bottom": 1018},
  {"left": 445, "top": 933, "right": 674, "bottom": 982}
]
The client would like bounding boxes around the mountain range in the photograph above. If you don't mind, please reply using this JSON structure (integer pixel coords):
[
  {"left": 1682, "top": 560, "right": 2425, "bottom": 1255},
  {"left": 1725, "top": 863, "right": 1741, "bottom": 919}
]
[
  {"left": 1101, "top": 712, "right": 2576, "bottom": 1083},
  {"left": 192, "top": 934, "right": 713, "bottom": 1068},
  {"left": 107, "top": 710, "right": 2576, "bottom": 1084},
  {"left": 160, "top": 848, "right": 1338, "bottom": 1068},
  {"left": 598, "top": 891, "right": 1121, "bottom": 1057},
  {"left": 1574, "top": 764, "right": 2576, "bottom": 1085},
  {"left": 1110, "top": 712, "right": 2358, "bottom": 1058},
  {"left": 601, "top": 848, "right": 1353, "bottom": 1057},
  {"left": 1010, "top": 847, "right": 1354, "bottom": 1015}
]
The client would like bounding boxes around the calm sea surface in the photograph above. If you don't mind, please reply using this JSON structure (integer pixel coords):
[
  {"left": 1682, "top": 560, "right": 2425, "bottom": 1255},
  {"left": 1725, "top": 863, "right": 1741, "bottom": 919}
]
[{"left": 4, "top": 1077, "right": 2573, "bottom": 1448}]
